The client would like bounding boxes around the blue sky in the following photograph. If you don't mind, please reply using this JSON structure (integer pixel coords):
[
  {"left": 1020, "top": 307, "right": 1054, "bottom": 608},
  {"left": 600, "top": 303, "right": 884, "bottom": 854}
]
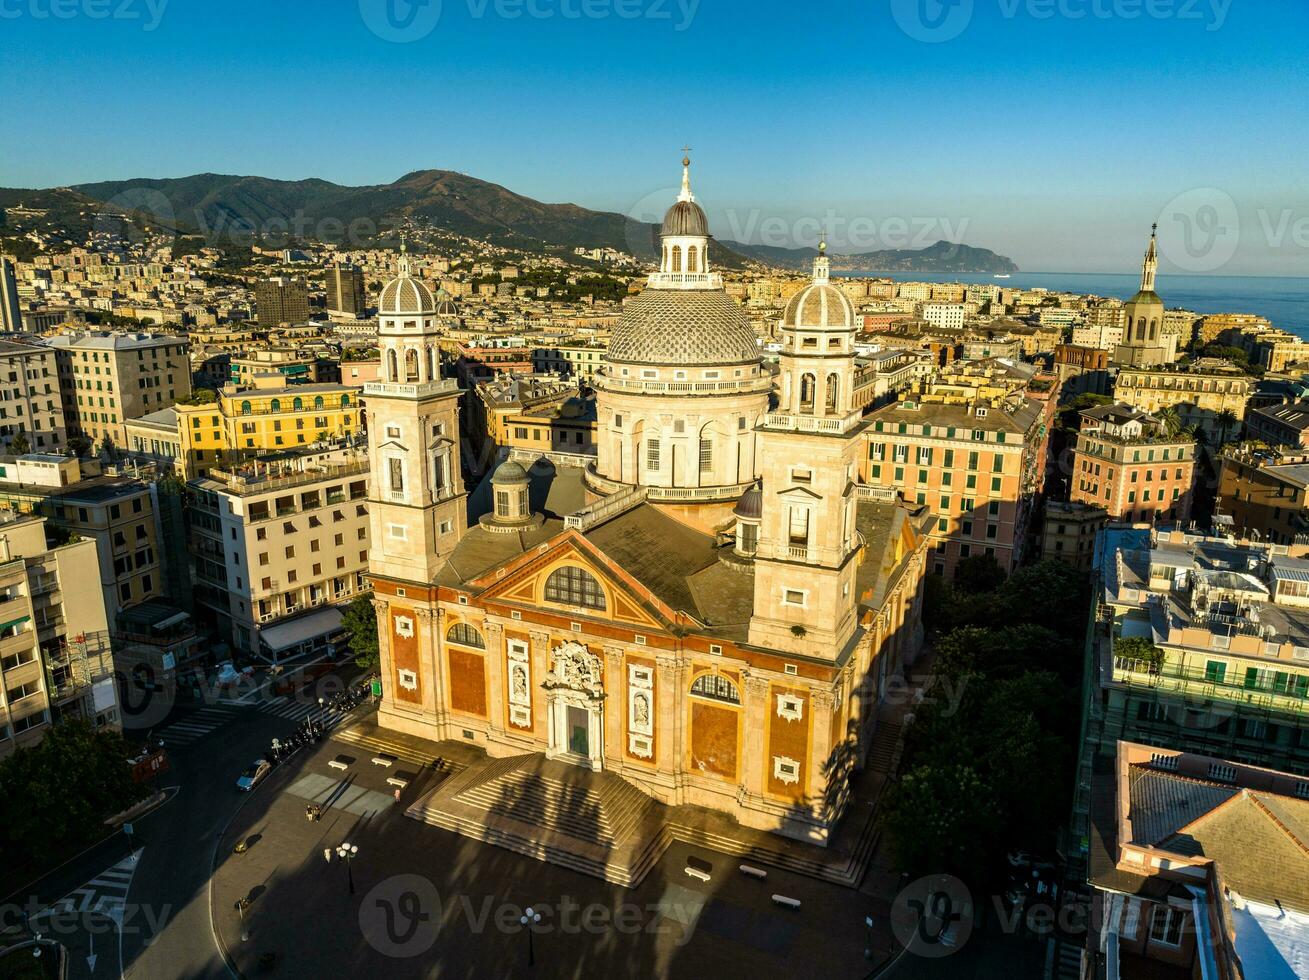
[{"left": 1, "top": 0, "right": 1306, "bottom": 274}]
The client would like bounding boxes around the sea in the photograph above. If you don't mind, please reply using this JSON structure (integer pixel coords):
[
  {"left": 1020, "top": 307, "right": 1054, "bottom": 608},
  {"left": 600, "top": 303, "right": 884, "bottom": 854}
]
[{"left": 846, "top": 271, "right": 1309, "bottom": 339}]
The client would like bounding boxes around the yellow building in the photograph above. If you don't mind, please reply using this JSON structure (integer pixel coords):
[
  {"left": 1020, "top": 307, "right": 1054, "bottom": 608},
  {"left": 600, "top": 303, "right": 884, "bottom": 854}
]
[{"left": 125, "top": 377, "right": 364, "bottom": 478}]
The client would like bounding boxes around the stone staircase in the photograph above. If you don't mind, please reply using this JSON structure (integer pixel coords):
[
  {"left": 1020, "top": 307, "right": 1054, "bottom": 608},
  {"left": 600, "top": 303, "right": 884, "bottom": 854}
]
[
  {"left": 867, "top": 720, "right": 902, "bottom": 774},
  {"left": 452, "top": 755, "right": 653, "bottom": 847}
]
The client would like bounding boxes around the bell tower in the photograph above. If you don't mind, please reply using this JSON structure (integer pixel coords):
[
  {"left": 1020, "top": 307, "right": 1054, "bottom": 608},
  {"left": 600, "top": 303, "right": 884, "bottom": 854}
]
[
  {"left": 748, "top": 246, "right": 866, "bottom": 659},
  {"left": 366, "top": 243, "right": 466, "bottom": 586}
]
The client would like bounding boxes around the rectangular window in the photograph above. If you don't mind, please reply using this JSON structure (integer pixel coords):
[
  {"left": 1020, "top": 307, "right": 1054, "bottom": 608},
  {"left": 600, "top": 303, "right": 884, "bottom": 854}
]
[
  {"left": 646, "top": 439, "right": 660, "bottom": 470},
  {"left": 788, "top": 507, "right": 810, "bottom": 545},
  {"left": 1148, "top": 907, "right": 1185, "bottom": 947},
  {"left": 388, "top": 457, "right": 403, "bottom": 493},
  {"left": 699, "top": 439, "right": 713, "bottom": 473}
]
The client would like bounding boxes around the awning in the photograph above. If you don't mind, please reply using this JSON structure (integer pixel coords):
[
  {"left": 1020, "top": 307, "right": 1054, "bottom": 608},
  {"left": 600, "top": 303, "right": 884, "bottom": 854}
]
[
  {"left": 152, "top": 611, "right": 190, "bottom": 630},
  {"left": 258, "top": 607, "right": 343, "bottom": 655},
  {"left": 0, "top": 615, "right": 31, "bottom": 633}
]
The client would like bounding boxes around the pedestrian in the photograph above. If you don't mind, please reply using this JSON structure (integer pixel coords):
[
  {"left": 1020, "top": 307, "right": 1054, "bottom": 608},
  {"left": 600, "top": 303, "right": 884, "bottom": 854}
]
[
  {"left": 393, "top": 787, "right": 401, "bottom": 804},
  {"left": 324, "top": 848, "right": 332, "bottom": 863},
  {"left": 305, "top": 804, "right": 314, "bottom": 822}
]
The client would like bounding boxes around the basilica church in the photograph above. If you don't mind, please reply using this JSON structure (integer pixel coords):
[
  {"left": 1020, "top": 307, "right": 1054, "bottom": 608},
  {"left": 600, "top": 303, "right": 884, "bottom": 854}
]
[{"left": 363, "top": 158, "right": 933, "bottom": 853}]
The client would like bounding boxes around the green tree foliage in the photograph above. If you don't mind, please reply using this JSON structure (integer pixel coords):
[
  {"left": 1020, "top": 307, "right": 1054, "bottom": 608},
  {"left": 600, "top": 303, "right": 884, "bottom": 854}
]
[
  {"left": 881, "top": 763, "right": 999, "bottom": 880},
  {"left": 1114, "top": 635, "right": 1164, "bottom": 673},
  {"left": 341, "top": 593, "right": 379, "bottom": 672},
  {"left": 0, "top": 721, "right": 147, "bottom": 864},
  {"left": 954, "top": 554, "right": 1006, "bottom": 594}
]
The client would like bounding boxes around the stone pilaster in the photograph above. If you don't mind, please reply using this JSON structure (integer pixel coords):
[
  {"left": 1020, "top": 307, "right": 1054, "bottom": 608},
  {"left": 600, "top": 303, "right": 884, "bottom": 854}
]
[
  {"left": 602, "top": 645, "right": 625, "bottom": 769},
  {"left": 807, "top": 688, "right": 836, "bottom": 807},
  {"left": 371, "top": 597, "right": 394, "bottom": 713},
  {"left": 529, "top": 630, "right": 550, "bottom": 748},
  {"left": 483, "top": 621, "right": 506, "bottom": 740},
  {"left": 413, "top": 607, "right": 439, "bottom": 720},
  {"left": 740, "top": 671, "right": 770, "bottom": 800},
  {"left": 654, "top": 654, "right": 685, "bottom": 785}
]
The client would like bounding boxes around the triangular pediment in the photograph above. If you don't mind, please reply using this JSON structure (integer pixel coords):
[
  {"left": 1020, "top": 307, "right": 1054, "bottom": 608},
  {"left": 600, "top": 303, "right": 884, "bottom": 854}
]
[
  {"left": 776, "top": 485, "right": 823, "bottom": 500},
  {"left": 469, "top": 530, "right": 683, "bottom": 632}
]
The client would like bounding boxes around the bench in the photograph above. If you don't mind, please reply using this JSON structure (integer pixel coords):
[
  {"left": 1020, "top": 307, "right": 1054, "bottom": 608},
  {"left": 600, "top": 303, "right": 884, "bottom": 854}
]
[
  {"left": 328, "top": 756, "right": 351, "bottom": 771},
  {"left": 771, "top": 894, "right": 801, "bottom": 909},
  {"left": 371, "top": 754, "right": 397, "bottom": 768},
  {"left": 684, "top": 867, "right": 710, "bottom": 883},
  {"left": 386, "top": 775, "right": 410, "bottom": 789},
  {"left": 739, "top": 864, "right": 768, "bottom": 880}
]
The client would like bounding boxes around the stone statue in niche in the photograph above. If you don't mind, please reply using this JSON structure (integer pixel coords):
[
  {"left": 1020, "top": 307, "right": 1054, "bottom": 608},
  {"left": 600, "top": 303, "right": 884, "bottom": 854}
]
[
  {"left": 511, "top": 664, "right": 528, "bottom": 704},
  {"left": 544, "top": 641, "right": 604, "bottom": 698}
]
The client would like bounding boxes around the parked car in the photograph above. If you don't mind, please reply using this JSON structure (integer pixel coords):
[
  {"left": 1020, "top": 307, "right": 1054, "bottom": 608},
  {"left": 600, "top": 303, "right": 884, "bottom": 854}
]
[
  {"left": 216, "top": 661, "right": 255, "bottom": 687},
  {"left": 236, "top": 759, "right": 271, "bottom": 792}
]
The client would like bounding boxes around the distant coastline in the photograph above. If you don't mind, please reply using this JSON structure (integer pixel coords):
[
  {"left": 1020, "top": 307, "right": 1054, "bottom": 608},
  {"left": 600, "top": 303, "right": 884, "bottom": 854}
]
[{"left": 844, "top": 269, "right": 1309, "bottom": 336}]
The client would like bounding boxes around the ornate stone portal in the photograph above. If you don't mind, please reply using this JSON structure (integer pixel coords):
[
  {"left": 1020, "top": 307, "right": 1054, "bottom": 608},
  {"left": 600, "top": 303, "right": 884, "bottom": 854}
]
[{"left": 542, "top": 642, "right": 606, "bottom": 771}]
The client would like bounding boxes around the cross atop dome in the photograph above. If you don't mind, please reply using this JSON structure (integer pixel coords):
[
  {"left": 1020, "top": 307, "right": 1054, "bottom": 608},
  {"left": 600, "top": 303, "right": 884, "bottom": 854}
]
[{"left": 678, "top": 146, "right": 695, "bottom": 203}]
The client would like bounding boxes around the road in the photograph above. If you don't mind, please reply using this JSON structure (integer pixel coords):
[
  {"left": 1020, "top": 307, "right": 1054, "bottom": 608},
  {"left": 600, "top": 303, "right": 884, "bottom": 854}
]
[{"left": 4, "top": 662, "right": 369, "bottom": 979}]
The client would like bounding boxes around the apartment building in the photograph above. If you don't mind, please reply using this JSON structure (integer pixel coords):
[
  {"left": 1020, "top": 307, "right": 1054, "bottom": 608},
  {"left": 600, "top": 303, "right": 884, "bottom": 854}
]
[
  {"left": 921, "top": 303, "right": 965, "bottom": 331},
  {"left": 1197, "top": 312, "right": 1271, "bottom": 347},
  {"left": 0, "top": 510, "right": 117, "bottom": 758},
  {"left": 1246, "top": 401, "right": 1309, "bottom": 449},
  {"left": 187, "top": 446, "right": 369, "bottom": 660},
  {"left": 1215, "top": 445, "right": 1309, "bottom": 545},
  {"left": 325, "top": 263, "right": 366, "bottom": 318},
  {"left": 1114, "top": 364, "right": 1253, "bottom": 445},
  {"left": 1070, "top": 404, "right": 1196, "bottom": 524},
  {"left": 124, "top": 377, "right": 363, "bottom": 478},
  {"left": 255, "top": 277, "right": 310, "bottom": 327},
  {"left": 1087, "top": 741, "right": 1309, "bottom": 980},
  {"left": 502, "top": 391, "right": 597, "bottom": 457},
  {"left": 467, "top": 373, "right": 577, "bottom": 455},
  {"left": 0, "top": 456, "right": 170, "bottom": 628},
  {"left": 46, "top": 331, "right": 191, "bottom": 450},
  {"left": 860, "top": 395, "right": 1048, "bottom": 575},
  {"left": 229, "top": 347, "right": 323, "bottom": 387},
  {"left": 1041, "top": 499, "right": 1107, "bottom": 571},
  {"left": 0, "top": 339, "right": 65, "bottom": 453},
  {"left": 1093, "top": 525, "right": 1309, "bottom": 772}
]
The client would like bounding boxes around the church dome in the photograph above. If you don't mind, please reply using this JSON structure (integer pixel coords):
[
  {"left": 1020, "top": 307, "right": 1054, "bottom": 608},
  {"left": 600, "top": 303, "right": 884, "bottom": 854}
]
[
  {"left": 609, "top": 288, "right": 759, "bottom": 366},
  {"left": 662, "top": 199, "right": 709, "bottom": 238},
  {"left": 435, "top": 289, "right": 459, "bottom": 317},
  {"left": 733, "top": 483, "right": 762, "bottom": 519},
  {"left": 380, "top": 275, "right": 435, "bottom": 316},
  {"left": 491, "top": 459, "right": 529, "bottom": 485},
  {"left": 783, "top": 281, "right": 855, "bottom": 330}
]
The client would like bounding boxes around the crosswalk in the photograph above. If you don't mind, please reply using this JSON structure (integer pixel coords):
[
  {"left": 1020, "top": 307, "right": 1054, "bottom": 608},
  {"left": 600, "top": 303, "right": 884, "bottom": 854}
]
[
  {"left": 47, "top": 850, "right": 142, "bottom": 924},
  {"left": 256, "top": 696, "right": 350, "bottom": 729},
  {"left": 152, "top": 706, "right": 236, "bottom": 746},
  {"left": 1045, "top": 937, "right": 1084, "bottom": 979}
]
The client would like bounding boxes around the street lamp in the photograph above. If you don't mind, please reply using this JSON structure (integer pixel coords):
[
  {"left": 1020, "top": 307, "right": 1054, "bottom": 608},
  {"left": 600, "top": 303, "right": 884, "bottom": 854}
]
[
  {"left": 318, "top": 696, "right": 325, "bottom": 726},
  {"left": 864, "top": 915, "right": 874, "bottom": 960},
  {"left": 336, "top": 842, "right": 358, "bottom": 894},
  {"left": 235, "top": 898, "right": 251, "bottom": 942},
  {"left": 520, "top": 906, "right": 541, "bottom": 967}
]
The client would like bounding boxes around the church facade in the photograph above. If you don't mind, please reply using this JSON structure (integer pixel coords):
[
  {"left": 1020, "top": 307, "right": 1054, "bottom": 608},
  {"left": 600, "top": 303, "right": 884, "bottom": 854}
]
[{"left": 364, "top": 160, "right": 933, "bottom": 843}]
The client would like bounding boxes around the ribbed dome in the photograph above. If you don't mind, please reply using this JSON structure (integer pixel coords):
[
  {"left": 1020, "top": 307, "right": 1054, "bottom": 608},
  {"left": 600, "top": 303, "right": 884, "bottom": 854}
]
[
  {"left": 609, "top": 288, "right": 759, "bottom": 366},
  {"left": 491, "top": 459, "right": 529, "bottom": 485},
  {"left": 662, "top": 199, "right": 709, "bottom": 238},
  {"left": 784, "top": 281, "right": 856, "bottom": 330},
  {"left": 379, "top": 275, "right": 435, "bottom": 315},
  {"left": 733, "top": 483, "right": 762, "bottom": 519},
  {"left": 435, "top": 288, "right": 459, "bottom": 317}
]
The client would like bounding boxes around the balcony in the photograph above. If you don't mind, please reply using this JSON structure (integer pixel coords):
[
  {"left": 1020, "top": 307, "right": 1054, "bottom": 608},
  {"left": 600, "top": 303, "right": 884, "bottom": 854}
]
[
  {"left": 363, "top": 378, "right": 459, "bottom": 399},
  {"left": 762, "top": 412, "right": 861, "bottom": 435},
  {"left": 1109, "top": 654, "right": 1309, "bottom": 719},
  {"left": 595, "top": 374, "right": 774, "bottom": 397}
]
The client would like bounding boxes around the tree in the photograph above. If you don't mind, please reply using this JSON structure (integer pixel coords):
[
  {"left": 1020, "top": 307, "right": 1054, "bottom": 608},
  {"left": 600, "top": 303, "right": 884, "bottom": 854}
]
[
  {"left": 1114, "top": 635, "right": 1165, "bottom": 674},
  {"left": 341, "top": 593, "right": 379, "bottom": 672},
  {"left": 995, "top": 559, "right": 1087, "bottom": 639},
  {"left": 67, "top": 434, "right": 92, "bottom": 458},
  {"left": 1215, "top": 408, "right": 1240, "bottom": 446},
  {"left": 0, "top": 721, "right": 146, "bottom": 865},
  {"left": 880, "top": 763, "right": 999, "bottom": 879},
  {"left": 954, "top": 554, "right": 1006, "bottom": 595},
  {"left": 99, "top": 433, "right": 117, "bottom": 460},
  {"left": 1155, "top": 406, "right": 1183, "bottom": 438},
  {"left": 9, "top": 433, "right": 30, "bottom": 455}
]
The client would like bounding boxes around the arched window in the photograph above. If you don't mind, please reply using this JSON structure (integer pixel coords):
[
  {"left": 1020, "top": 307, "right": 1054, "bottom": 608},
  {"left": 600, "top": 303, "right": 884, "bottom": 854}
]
[
  {"left": 446, "top": 622, "right": 486, "bottom": 649},
  {"left": 825, "top": 374, "right": 839, "bottom": 413},
  {"left": 269, "top": 398, "right": 281, "bottom": 412},
  {"left": 404, "top": 348, "right": 419, "bottom": 383},
  {"left": 341, "top": 394, "right": 351, "bottom": 407},
  {"left": 293, "top": 396, "right": 303, "bottom": 411},
  {"left": 314, "top": 395, "right": 324, "bottom": 410},
  {"left": 240, "top": 400, "right": 252, "bottom": 416},
  {"left": 690, "top": 673, "right": 740, "bottom": 705},
  {"left": 544, "top": 565, "right": 606, "bottom": 610},
  {"left": 799, "top": 373, "right": 817, "bottom": 413},
  {"left": 671, "top": 245, "right": 682, "bottom": 272},
  {"left": 687, "top": 245, "right": 698, "bottom": 273},
  {"left": 387, "top": 349, "right": 398, "bottom": 383}
]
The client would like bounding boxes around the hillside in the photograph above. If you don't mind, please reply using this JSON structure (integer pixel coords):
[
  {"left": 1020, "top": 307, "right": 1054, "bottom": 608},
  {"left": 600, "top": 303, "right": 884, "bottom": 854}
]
[{"left": 726, "top": 238, "right": 1019, "bottom": 274}]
